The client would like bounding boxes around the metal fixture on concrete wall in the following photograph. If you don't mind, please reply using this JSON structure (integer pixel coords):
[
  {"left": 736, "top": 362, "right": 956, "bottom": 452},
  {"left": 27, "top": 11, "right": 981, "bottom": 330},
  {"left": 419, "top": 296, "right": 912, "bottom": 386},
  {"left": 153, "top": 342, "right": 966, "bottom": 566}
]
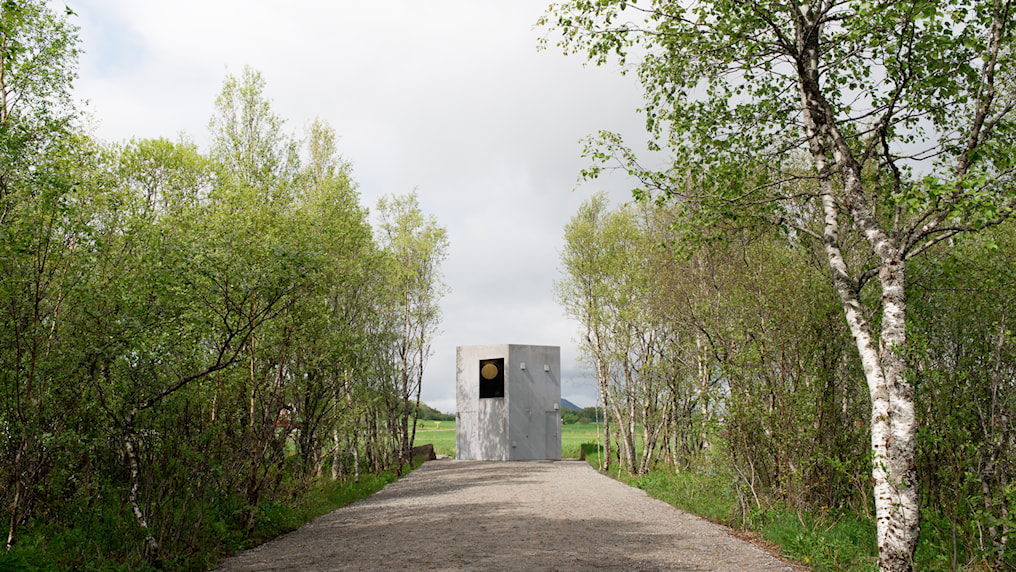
[{"left": 455, "top": 345, "right": 561, "bottom": 461}]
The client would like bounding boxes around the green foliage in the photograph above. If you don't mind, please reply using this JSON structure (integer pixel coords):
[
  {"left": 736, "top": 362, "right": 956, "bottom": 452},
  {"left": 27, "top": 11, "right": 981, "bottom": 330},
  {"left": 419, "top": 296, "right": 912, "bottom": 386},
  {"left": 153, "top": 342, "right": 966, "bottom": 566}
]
[
  {"left": 208, "top": 65, "right": 299, "bottom": 192},
  {"left": 0, "top": 468, "right": 408, "bottom": 572},
  {"left": 561, "top": 407, "right": 598, "bottom": 425},
  {"left": 413, "top": 402, "right": 454, "bottom": 421},
  {"left": 559, "top": 201, "right": 1016, "bottom": 569},
  {"left": 907, "top": 221, "right": 1016, "bottom": 568},
  {"left": 558, "top": 194, "right": 707, "bottom": 475},
  {"left": 0, "top": 2, "right": 449, "bottom": 566},
  {"left": 545, "top": 1, "right": 1016, "bottom": 567},
  {"left": 374, "top": 191, "right": 450, "bottom": 472}
]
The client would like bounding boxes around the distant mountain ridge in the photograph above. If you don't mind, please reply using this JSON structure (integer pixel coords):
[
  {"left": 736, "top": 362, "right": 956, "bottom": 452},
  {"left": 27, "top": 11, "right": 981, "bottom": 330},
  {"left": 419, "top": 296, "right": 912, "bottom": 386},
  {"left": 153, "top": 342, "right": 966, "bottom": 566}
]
[{"left": 560, "top": 398, "right": 581, "bottom": 411}]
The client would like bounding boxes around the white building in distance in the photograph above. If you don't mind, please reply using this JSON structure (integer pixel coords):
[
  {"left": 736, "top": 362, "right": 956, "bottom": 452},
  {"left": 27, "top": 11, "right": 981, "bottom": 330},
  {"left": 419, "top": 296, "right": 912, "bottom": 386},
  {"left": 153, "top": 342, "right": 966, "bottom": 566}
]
[{"left": 455, "top": 344, "right": 561, "bottom": 461}]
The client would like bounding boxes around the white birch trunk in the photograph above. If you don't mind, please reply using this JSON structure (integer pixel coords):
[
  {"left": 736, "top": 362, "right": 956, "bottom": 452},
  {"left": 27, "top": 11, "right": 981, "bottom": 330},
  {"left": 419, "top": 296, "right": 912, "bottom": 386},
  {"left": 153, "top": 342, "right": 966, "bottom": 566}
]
[
  {"left": 795, "top": 9, "right": 919, "bottom": 568},
  {"left": 352, "top": 433, "right": 361, "bottom": 484},
  {"left": 331, "top": 426, "right": 341, "bottom": 481},
  {"left": 587, "top": 327, "right": 612, "bottom": 471},
  {"left": 696, "top": 333, "right": 711, "bottom": 454},
  {"left": 820, "top": 189, "right": 918, "bottom": 570},
  {"left": 124, "top": 429, "right": 159, "bottom": 560}
]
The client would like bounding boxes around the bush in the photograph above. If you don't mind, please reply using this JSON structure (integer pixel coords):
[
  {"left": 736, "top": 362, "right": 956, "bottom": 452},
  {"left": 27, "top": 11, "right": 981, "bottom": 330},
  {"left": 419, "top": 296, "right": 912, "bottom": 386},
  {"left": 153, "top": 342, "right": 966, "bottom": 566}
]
[{"left": 2, "top": 465, "right": 413, "bottom": 572}]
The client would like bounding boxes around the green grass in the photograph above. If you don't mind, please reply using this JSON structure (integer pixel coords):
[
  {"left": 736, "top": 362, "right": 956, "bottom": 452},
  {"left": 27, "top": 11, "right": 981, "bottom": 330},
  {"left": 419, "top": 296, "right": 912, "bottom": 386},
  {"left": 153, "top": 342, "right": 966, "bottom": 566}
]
[
  {"left": 562, "top": 422, "right": 603, "bottom": 459},
  {"left": 0, "top": 464, "right": 418, "bottom": 572},
  {"left": 413, "top": 421, "right": 611, "bottom": 459},
  {"left": 413, "top": 419, "right": 456, "bottom": 457},
  {"left": 757, "top": 508, "right": 877, "bottom": 571},
  {"left": 625, "top": 463, "right": 737, "bottom": 524},
  {"left": 606, "top": 461, "right": 879, "bottom": 571}
]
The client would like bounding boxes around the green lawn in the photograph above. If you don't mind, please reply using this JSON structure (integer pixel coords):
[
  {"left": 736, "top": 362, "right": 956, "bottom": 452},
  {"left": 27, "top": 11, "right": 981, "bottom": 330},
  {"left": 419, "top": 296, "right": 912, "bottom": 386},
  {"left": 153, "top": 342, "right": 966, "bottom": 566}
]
[
  {"left": 561, "top": 422, "right": 602, "bottom": 459},
  {"left": 413, "top": 420, "right": 605, "bottom": 459},
  {"left": 413, "top": 420, "right": 456, "bottom": 456}
]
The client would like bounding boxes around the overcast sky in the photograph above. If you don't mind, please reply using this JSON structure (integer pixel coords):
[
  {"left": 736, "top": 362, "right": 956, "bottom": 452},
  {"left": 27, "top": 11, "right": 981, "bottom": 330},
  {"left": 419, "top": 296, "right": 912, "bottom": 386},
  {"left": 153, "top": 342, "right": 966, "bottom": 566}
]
[{"left": 66, "top": 0, "right": 656, "bottom": 413}]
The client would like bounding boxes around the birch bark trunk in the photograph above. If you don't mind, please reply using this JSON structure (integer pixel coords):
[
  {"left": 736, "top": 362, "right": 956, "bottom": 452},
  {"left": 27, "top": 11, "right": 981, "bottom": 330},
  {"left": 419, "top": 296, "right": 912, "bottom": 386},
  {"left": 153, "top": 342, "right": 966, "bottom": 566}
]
[
  {"left": 124, "top": 418, "right": 159, "bottom": 561},
  {"left": 795, "top": 11, "right": 918, "bottom": 568},
  {"left": 696, "top": 333, "right": 711, "bottom": 455},
  {"left": 588, "top": 327, "right": 612, "bottom": 471},
  {"left": 622, "top": 353, "right": 638, "bottom": 474},
  {"left": 817, "top": 183, "right": 918, "bottom": 571}
]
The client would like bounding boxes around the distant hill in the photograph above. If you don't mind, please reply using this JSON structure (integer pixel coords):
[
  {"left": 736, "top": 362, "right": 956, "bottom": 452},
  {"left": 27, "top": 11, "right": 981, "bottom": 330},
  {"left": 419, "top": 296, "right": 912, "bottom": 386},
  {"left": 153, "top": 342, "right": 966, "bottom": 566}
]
[
  {"left": 560, "top": 398, "right": 581, "bottom": 411},
  {"left": 416, "top": 402, "right": 455, "bottom": 421}
]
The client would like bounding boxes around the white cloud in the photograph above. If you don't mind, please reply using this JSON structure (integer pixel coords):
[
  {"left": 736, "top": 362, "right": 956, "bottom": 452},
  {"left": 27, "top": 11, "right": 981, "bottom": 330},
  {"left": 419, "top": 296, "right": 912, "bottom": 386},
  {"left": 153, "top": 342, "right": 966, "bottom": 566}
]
[{"left": 69, "top": 0, "right": 656, "bottom": 414}]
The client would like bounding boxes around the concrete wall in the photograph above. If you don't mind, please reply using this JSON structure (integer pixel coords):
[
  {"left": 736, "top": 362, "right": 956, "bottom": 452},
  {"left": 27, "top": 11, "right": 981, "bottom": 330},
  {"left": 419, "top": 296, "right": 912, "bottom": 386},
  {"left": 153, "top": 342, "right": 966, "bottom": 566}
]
[{"left": 456, "top": 345, "right": 561, "bottom": 461}]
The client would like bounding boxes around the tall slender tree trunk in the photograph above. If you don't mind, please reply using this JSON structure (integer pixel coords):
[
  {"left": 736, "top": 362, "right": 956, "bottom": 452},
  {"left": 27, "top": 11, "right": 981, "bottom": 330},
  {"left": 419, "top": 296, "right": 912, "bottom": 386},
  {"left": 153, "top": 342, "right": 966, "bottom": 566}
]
[
  {"left": 618, "top": 336, "right": 639, "bottom": 475},
  {"left": 696, "top": 333, "right": 711, "bottom": 455},
  {"left": 816, "top": 171, "right": 918, "bottom": 570},
  {"left": 6, "top": 434, "right": 27, "bottom": 551},
  {"left": 984, "top": 309, "right": 1011, "bottom": 561},
  {"left": 588, "top": 328, "right": 612, "bottom": 472},
  {"left": 796, "top": 11, "right": 918, "bottom": 565},
  {"left": 124, "top": 429, "right": 159, "bottom": 561}
]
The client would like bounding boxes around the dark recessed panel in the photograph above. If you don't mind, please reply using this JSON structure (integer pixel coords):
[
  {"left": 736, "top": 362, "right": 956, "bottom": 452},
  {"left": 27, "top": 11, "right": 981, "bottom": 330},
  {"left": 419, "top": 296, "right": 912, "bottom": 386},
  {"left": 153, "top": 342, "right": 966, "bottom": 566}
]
[{"left": 479, "top": 358, "right": 504, "bottom": 398}]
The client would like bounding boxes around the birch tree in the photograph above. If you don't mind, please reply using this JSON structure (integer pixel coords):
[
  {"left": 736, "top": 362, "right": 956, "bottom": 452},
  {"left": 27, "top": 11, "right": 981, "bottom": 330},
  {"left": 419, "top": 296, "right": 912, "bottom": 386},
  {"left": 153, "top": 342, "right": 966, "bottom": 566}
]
[
  {"left": 542, "top": 1, "right": 1016, "bottom": 569},
  {"left": 0, "top": 0, "right": 83, "bottom": 549},
  {"left": 559, "top": 195, "right": 693, "bottom": 475},
  {"left": 207, "top": 66, "right": 305, "bottom": 521},
  {"left": 289, "top": 118, "right": 377, "bottom": 480},
  {"left": 374, "top": 192, "right": 449, "bottom": 474},
  {"left": 557, "top": 194, "right": 615, "bottom": 471}
]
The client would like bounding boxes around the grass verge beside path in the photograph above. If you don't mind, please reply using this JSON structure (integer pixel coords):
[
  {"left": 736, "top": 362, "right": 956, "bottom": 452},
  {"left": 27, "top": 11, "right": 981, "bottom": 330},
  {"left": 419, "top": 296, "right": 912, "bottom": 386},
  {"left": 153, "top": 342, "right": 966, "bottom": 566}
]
[
  {"left": 578, "top": 448, "right": 879, "bottom": 571},
  {"left": 0, "top": 461, "right": 424, "bottom": 572}
]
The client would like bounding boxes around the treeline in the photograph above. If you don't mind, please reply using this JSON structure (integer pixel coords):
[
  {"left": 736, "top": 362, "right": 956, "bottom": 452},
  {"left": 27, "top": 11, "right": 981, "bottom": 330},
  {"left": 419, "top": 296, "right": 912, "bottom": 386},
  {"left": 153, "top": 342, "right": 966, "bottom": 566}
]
[
  {"left": 1, "top": 3, "right": 447, "bottom": 568},
  {"left": 414, "top": 402, "right": 455, "bottom": 421},
  {"left": 562, "top": 407, "right": 601, "bottom": 425},
  {"left": 559, "top": 193, "right": 1016, "bottom": 567}
]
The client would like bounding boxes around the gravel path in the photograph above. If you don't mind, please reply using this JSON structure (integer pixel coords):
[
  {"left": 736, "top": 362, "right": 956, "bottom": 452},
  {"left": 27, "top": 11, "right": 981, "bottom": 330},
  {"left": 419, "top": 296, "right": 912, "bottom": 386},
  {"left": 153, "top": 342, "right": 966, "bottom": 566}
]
[{"left": 215, "top": 459, "right": 803, "bottom": 571}]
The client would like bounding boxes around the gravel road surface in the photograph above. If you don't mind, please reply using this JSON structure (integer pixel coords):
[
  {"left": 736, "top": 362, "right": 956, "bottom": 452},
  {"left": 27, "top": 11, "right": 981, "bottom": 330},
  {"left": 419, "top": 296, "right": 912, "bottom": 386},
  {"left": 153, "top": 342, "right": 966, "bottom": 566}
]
[{"left": 215, "top": 459, "right": 803, "bottom": 571}]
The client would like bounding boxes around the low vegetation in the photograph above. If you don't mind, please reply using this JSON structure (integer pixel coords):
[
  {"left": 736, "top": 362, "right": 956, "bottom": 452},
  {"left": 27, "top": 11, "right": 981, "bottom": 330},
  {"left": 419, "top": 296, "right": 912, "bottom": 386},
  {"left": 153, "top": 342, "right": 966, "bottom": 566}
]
[
  {"left": 0, "top": 466, "right": 414, "bottom": 572},
  {"left": 583, "top": 437, "right": 996, "bottom": 571}
]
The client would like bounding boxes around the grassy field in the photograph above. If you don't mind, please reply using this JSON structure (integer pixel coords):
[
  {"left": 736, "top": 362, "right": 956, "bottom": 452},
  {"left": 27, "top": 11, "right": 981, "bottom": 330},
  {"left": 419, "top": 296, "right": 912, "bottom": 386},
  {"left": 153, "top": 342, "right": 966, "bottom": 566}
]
[
  {"left": 561, "top": 422, "right": 601, "bottom": 459},
  {"left": 413, "top": 420, "right": 456, "bottom": 456},
  {"left": 413, "top": 420, "right": 604, "bottom": 459}
]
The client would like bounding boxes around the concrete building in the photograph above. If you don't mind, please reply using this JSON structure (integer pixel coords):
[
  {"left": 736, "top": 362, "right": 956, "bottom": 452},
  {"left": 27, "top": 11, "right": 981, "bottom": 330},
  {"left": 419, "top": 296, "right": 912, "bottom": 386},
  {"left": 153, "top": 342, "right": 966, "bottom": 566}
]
[{"left": 455, "top": 344, "right": 561, "bottom": 461}]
